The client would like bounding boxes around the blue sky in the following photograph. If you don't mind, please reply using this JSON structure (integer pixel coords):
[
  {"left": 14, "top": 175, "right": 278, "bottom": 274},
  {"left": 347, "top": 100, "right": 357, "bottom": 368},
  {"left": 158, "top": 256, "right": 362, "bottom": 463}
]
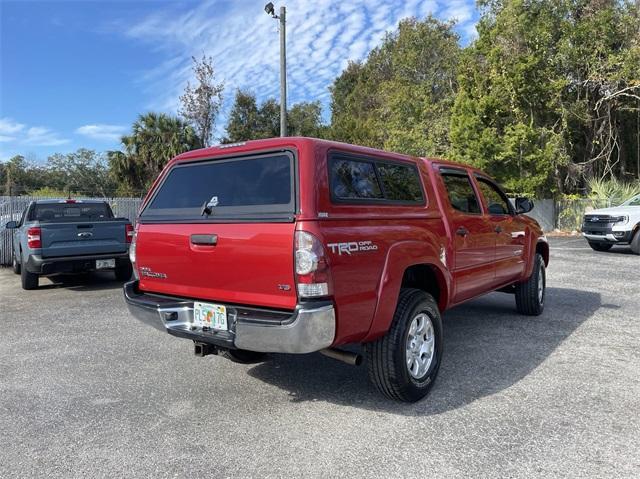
[{"left": 0, "top": 0, "right": 479, "bottom": 162}]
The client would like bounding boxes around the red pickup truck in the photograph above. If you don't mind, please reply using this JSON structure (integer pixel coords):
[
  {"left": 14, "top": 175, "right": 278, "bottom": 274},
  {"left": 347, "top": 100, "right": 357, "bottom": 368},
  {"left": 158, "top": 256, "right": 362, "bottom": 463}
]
[{"left": 124, "top": 137, "right": 548, "bottom": 402}]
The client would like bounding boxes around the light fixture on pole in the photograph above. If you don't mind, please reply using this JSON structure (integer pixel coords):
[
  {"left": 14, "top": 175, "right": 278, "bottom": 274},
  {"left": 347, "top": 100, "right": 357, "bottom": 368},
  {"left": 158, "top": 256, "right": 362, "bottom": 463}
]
[{"left": 264, "top": 2, "right": 287, "bottom": 137}]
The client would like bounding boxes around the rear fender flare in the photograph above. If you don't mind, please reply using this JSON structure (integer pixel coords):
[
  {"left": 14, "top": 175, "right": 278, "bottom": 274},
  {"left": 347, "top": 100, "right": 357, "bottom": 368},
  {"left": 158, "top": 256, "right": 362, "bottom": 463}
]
[{"left": 362, "top": 240, "right": 451, "bottom": 343}]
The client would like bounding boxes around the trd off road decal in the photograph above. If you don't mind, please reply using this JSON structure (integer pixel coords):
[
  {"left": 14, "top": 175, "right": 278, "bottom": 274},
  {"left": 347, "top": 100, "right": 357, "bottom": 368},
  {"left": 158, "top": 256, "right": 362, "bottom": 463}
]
[{"left": 327, "top": 241, "right": 378, "bottom": 255}]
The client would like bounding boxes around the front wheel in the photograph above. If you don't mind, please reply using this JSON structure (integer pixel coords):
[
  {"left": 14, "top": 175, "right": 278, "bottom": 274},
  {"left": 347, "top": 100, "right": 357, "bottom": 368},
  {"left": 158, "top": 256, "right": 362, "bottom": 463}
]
[
  {"left": 365, "top": 288, "right": 443, "bottom": 402},
  {"left": 515, "top": 253, "right": 545, "bottom": 316},
  {"left": 588, "top": 241, "right": 613, "bottom": 252}
]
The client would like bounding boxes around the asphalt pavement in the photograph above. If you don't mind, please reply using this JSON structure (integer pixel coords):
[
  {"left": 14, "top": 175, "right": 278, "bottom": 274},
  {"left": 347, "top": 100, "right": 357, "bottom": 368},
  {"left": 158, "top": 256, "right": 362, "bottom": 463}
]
[{"left": 1, "top": 237, "right": 639, "bottom": 478}]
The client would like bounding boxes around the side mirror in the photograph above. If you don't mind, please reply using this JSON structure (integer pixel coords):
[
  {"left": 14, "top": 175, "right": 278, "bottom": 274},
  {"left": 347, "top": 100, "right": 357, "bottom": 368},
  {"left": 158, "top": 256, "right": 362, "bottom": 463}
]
[
  {"left": 515, "top": 197, "right": 534, "bottom": 214},
  {"left": 5, "top": 221, "right": 18, "bottom": 229}
]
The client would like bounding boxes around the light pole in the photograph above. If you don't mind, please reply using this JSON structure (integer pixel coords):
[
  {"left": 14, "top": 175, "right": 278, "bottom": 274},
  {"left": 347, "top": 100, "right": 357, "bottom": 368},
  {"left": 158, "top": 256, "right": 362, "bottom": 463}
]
[{"left": 264, "top": 2, "right": 287, "bottom": 137}]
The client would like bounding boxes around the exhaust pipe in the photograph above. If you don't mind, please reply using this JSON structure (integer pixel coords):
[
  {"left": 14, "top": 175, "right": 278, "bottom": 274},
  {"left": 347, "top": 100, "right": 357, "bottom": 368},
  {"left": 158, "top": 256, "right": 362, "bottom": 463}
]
[
  {"left": 194, "top": 342, "right": 218, "bottom": 357},
  {"left": 320, "top": 348, "right": 362, "bottom": 366}
]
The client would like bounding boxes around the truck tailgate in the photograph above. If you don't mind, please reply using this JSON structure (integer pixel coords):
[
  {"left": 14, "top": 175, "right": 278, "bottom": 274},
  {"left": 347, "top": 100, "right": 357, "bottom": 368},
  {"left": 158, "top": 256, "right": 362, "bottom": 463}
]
[
  {"left": 41, "top": 221, "right": 128, "bottom": 258},
  {"left": 136, "top": 222, "right": 297, "bottom": 310}
]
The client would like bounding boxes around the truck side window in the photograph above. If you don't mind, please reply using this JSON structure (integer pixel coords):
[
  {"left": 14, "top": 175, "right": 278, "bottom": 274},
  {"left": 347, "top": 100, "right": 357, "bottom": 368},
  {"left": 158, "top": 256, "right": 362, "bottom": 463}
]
[
  {"left": 441, "top": 173, "right": 481, "bottom": 214},
  {"left": 476, "top": 178, "right": 512, "bottom": 215},
  {"left": 331, "top": 159, "right": 383, "bottom": 200},
  {"left": 377, "top": 163, "right": 424, "bottom": 202}
]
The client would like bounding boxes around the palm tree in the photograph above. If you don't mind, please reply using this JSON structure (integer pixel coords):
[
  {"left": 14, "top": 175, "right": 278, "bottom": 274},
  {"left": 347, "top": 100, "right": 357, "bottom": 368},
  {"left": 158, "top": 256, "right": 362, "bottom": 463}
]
[{"left": 110, "top": 113, "right": 201, "bottom": 194}]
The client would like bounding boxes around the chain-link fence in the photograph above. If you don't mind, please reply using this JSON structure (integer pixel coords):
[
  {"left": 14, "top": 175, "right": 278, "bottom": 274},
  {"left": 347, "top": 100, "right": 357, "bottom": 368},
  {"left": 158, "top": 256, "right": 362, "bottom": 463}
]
[{"left": 0, "top": 196, "right": 142, "bottom": 265}]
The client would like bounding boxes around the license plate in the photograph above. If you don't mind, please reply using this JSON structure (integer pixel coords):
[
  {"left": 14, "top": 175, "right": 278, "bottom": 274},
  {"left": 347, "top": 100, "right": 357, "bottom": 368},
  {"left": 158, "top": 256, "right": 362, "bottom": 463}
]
[
  {"left": 96, "top": 259, "right": 115, "bottom": 269},
  {"left": 193, "top": 302, "right": 227, "bottom": 331}
]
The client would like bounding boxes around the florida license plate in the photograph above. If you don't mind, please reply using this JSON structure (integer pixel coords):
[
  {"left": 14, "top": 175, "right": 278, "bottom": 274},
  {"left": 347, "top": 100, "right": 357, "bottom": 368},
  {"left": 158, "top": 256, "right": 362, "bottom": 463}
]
[
  {"left": 96, "top": 259, "right": 115, "bottom": 269},
  {"left": 193, "top": 302, "right": 227, "bottom": 331}
]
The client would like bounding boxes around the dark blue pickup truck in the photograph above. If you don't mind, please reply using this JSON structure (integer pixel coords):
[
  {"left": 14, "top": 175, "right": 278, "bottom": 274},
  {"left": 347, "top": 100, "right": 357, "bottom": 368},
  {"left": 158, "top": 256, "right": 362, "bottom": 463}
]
[{"left": 5, "top": 199, "right": 134, "bottom": 289}]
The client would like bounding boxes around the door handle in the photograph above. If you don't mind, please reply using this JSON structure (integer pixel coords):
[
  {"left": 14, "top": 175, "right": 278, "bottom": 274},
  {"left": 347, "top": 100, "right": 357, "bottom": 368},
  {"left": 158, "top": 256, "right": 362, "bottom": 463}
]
[
  {"left": 456, "top": 227, "right": 469, "bottom": 237},
  {"left": 190, "top": 234, "right": 218, "bottom": 246},
  {"left": 495, "top": 226, "right": 503, "bottom": 233}
]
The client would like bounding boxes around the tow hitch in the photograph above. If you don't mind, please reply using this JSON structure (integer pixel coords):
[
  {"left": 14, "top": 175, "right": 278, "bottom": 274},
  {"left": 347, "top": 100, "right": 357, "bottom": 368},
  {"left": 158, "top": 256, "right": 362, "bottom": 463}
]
[{"left": 194, "top": 342, "right": 218, "bottom": 357}]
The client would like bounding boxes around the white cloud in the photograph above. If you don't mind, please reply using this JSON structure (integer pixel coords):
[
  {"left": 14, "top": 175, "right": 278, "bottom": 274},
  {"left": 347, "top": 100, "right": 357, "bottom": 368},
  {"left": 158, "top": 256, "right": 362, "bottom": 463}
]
[
  {"left": 24, "top": 126, "right": 70, "bottom": 146},
  {"left": 75, "top": 124, "right": 126, "bottom": 142},
  {"left": 0, "top": 118, "right": 25, "bottom": 141},
  {"left": 0, "top": 118, "right": 69, "bottom": 147},
  {"left": 123, "top": 0, "right": 478, "bottom": 137}
]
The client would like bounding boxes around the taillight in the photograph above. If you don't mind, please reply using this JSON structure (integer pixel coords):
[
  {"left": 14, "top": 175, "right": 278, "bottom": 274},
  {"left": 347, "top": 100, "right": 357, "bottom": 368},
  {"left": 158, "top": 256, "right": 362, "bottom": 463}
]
[
  {"left": 27, "top": 227, "right": 42, "bottom": 249},
  {"left": 125, "top": 224, "right": 134, "bottom": 243},
  {"left": 129, "top": 228, "right": 137, "bottom": 265},
  {"left": 295, "top": 231, "right": 332, "bottom": 298}
]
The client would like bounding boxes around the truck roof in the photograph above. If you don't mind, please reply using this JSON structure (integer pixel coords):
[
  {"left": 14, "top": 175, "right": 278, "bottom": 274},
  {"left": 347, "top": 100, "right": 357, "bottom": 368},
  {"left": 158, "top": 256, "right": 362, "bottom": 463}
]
[
  {"left": 32, "top": 199, "right": 108, "bottom": 205},
  {"left": 172, "top": 136, "right": 486, "bottom": 176}
]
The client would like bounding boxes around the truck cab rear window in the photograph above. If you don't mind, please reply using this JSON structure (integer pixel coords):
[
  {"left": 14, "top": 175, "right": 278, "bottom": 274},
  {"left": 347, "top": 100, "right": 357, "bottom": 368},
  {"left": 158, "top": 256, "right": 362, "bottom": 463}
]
[
  {"left": 31, "top": 203, "right": 112, "bottom": 222},
  {"left": 330, "top": 155, "right": 424, "bottom": 204},
  {"left": 141, "top": 153, "right": 294, "bottom": 220}
]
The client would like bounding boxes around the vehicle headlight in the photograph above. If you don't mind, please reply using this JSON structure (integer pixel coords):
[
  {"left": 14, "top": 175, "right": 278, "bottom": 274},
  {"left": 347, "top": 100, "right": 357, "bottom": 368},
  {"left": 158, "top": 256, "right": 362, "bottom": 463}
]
[{"left": 615, "top": 215, "right": 629, "bottom": 224}]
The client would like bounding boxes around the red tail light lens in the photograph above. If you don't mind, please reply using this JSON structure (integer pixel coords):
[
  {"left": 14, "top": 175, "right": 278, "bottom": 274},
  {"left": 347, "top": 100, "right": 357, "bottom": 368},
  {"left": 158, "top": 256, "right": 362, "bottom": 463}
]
[
  {"left": 27, "top": 227, "right": 42, "bottom": 248},
  {"left": 125, "top": 224, "right": 134, "bottom": 244},
  {"left": 295, "top": 231, "right": 332, "bottom": 298}
]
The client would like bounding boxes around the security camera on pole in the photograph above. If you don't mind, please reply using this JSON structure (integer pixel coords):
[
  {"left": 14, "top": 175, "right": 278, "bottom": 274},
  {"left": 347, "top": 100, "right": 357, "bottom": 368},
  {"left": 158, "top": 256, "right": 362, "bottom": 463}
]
[{"left": 264, "top": 2, "right": 287, "bottom": 137}]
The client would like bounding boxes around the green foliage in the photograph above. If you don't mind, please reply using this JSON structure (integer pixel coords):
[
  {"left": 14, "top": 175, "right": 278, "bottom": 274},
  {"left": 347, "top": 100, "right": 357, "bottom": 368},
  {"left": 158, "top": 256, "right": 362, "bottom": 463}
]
[
  {"left": 0, "top": 151, "right": 114, "bottom": 196},
  {"left": 29, "top": 187, "right": 74, "bottom": 197},
  {"left": 223, "top": 90, "right": 326, "bottom": 142},
  {"left": 329, "top": 17, "right": 461, "bottom": 157},
  {"left": 587, "top": 177, "right": 640, "bottom": 204},
  {"left": 450, "top": 0, "right": 640, "bottom": 196},
  {"left": 109, "top": 112, "right": 201, "bottom": 195}
]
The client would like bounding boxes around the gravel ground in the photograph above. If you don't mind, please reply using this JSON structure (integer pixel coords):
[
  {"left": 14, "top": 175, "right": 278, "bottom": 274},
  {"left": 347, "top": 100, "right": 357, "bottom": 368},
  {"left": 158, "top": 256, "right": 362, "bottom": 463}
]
[{"left": 1, "top": 237, "right": 639, "bottom": 478}]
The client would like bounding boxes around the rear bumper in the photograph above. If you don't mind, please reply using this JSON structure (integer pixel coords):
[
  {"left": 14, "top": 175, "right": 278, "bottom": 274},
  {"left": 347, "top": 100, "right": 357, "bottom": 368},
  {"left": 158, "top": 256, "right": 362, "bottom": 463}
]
[
  {"left": 123, "top": 281, "right": 336, "bottom": 354},
  {"left": 26, "top": 252, "right": 129, "bottom": 274}
]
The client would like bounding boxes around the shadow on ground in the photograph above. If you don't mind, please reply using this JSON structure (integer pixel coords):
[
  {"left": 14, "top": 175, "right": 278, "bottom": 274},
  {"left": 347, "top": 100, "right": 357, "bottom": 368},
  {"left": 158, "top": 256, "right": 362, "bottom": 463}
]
[
  {"left": 37, "top": 271, "right": 128, "bottom": 292},
  {"left": 247, "top": 287, "right": 606, "bottom": 415}
]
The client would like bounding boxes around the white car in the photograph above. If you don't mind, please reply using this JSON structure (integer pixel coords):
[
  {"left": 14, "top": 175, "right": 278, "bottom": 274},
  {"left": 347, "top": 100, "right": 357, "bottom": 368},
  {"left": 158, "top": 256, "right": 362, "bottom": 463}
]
[{"left": 582, "top": 194, "right": 640, "bottom": 253}]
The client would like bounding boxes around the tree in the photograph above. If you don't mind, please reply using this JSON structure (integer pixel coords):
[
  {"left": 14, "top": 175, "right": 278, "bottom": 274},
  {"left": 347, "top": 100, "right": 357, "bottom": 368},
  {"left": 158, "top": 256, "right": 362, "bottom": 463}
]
[
  {"left": 45, "top": 149, "right": 115, "bottom": 197},
  {"left": 450, "top": 0, "right": 640, "bottom": 195},
  {"left": 179, "top": 55, "right": 224, "bottom": 147},
  {"left": 223, "top": 90, "right": 326, "bottom": 142},
  {"left": 287, "top": 101, "right": 324, "bottom": 137},
  {"left": 109, "top": 112, "right": 200, "bottom": 195},
  {"left": 329, "top": 17, "right": 461, "bottom": 156}
]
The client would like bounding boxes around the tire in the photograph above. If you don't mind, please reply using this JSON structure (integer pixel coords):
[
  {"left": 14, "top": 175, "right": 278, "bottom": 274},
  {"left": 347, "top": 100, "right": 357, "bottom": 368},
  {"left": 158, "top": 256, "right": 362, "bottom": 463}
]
[
  {"left": 365, "top": 288, "right": 443, "bottom": 402},
  {"left": 630, "top": 229, "right": 640, "bottom": 255},
  {"left": 12, "top": 251, "right": 21, "bottom": 274},
  {"left": 588, "top": 242, "right": 613, "bottom": 252},
  {"left": 114, "top": 259, "right": 133, "bottom": 281},
  {"left": 223, "top": 349, "right": 267, "bottom": 364},
  {"left": 20, "top": 263, "right": 39, "bottom": 290},
  {"left": 515, "top": 253, "right": 545, "bottom": 316}
]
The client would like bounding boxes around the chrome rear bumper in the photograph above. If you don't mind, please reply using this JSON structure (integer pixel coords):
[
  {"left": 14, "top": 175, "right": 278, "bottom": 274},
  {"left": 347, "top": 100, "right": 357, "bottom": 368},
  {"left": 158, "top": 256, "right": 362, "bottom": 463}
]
[{"left": 123, "top": 281, "right": 335, "bottom": 354}]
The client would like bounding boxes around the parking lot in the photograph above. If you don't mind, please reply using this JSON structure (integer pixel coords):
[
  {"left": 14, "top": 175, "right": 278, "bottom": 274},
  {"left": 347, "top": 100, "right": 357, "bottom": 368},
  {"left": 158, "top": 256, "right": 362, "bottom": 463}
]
[{"left": 0, "top": 237, "right": 638, "bottom": 478}]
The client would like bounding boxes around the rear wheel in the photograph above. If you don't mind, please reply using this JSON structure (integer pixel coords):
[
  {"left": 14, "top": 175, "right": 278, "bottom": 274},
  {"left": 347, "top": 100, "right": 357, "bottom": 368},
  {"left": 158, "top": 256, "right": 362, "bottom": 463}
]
[
  {"left": 12, "top": 251, "right": 21, "bottom": 274},
  {"left": 588, "top": 242, "right": 613, "bottom": 252},
  {"left": 365, "top": 288, "right": 443, "bottom": 402},
  {"left": 515, "top": 253, "right": 545, "bottom": 316},
  {"left": 223, "top": 349, "right": 267, "bottom": 364},
  {"left": 20, "top": 262, "right": 39, "bottom": 290},
  {"left": 630, "top": 229, "right": 640, "bottom": 255},
  {"left": 114, "top": 259, "right": 133, "bottom": 281}
]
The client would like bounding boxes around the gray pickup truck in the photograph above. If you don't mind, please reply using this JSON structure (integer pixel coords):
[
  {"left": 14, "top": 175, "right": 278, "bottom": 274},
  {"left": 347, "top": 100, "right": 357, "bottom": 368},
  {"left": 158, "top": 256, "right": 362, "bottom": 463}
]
[{"left": 5, "top": 199, "right": 134, "bottom": 289}]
